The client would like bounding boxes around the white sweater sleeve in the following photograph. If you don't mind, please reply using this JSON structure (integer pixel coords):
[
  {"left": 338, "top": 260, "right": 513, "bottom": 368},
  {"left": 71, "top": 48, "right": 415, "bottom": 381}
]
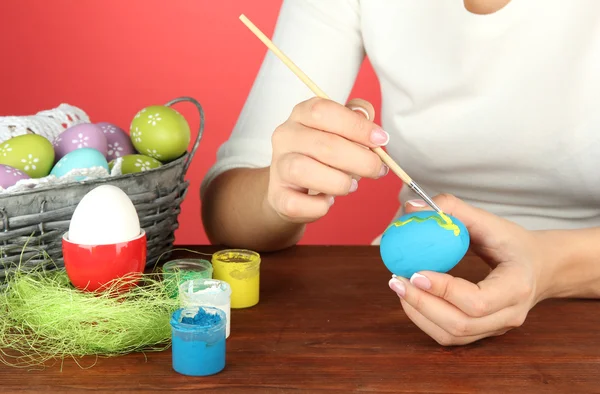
[{"left": 200, "top": 0, "right": 366, "bottom": 198}]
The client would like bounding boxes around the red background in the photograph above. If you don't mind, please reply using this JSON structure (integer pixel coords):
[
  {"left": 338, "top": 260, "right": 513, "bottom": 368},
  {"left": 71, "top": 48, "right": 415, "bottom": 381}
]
[{"left": 0, "top": 0, "right": 402, "bottom": 245}]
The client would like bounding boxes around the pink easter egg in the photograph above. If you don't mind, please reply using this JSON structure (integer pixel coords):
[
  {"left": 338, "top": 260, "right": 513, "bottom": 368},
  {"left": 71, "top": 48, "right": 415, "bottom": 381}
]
[
  {"left": 96, "top": 122, "right": 136, "bottom": 161},
  {"left": 0, "top": 164, "right": 30, "bottom": 189},
  {"left": 53, "top": 123, "right": 108, "bottom": 161}
]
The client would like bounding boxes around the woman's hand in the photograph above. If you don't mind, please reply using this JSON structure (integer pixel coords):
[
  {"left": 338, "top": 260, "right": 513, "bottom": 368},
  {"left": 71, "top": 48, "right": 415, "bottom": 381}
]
[
  {"left": 388, "top": 194, "right": 555, "bottom": 346},
  {"left": 265, "top": 97, "right": 390, "bottom": 224}
]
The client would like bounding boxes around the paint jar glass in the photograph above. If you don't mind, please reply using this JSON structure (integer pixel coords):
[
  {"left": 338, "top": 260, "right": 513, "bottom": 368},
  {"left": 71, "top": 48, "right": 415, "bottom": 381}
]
[
  {"left": 162, "top": 259, "right": 213, "bottom": 298},
  {"left": 179, "top": 278, "right": 232, "bottom": 338},
  {"left": 170, "top": 306, "right": 227, "bottom": 376},
  {"left": 212, "top": 249, "right": 260, "bottom": 309}
]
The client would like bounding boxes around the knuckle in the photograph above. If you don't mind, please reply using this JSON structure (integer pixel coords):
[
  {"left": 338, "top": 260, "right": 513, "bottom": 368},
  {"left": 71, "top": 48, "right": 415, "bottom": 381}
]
[
  {"left": 350, "top": 113, "right": 369, "bottom": 135},
  {"left": 434, "top": 333, "right": 456, "bottom": 347},
  {"left": 449, "top": 319, "right": 471, "bottom": 337},
  {"left": 293, "top": 98, "right": 315, "bottom": 115},
  {"left": 508, "top": 313, "right": 527, "bottom": 329},
  {"left": 271, "top": 123, "right": 288, "bottom": 148},
  {"left": 440, "top": 278, "right": 454, "bottom": 301},
  {"left": 518, "top": 283, "right": 534, "bottom": 300},
  {"left": 470, "top": 298, "right": 490, "bottom": 317},
  {"left": 307, "top": 97, "right": 329, "bottom": 121},
  {"left": 412, "top": 293, "right": 425, "bottom": 312},
  {"left": 436, "top": 193, "right": 458, "bottom": 212},
  {"left": 286, "top": 155, "right": 307, "bottom": 181}
]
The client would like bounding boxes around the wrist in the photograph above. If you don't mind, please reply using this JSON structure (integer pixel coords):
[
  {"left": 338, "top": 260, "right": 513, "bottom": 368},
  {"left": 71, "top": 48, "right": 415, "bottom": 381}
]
[{"left": 534, "top": 228, "right": 600, "bottom": 301}]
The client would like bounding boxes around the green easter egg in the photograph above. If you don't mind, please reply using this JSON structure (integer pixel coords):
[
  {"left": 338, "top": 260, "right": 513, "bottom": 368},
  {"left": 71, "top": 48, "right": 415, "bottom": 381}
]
[
  {"left": 120, "top": 154, "right": 162, "bottom": 174},
  {"left": 0, "top": 134, "right": 55, "bottom": 178},
  {"left": 129, "top": 105, "right": 190, "bottom": 162}
]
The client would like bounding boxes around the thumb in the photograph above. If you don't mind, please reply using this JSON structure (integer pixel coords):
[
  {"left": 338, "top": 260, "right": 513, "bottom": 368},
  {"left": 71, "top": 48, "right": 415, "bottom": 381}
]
[{"left": 346, "top": 98, "right": 375, "bottom": 121}]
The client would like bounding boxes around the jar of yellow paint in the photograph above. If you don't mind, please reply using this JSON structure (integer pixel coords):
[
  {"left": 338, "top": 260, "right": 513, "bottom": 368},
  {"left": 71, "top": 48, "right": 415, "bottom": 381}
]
[{"left": 211, "top": 249, "right": 260, "bottom": 309}]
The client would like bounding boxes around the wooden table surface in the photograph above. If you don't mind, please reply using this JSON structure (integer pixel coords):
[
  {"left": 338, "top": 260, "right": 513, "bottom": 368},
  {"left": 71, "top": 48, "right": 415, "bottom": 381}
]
[{"left": 1, "top": 245, "right": 599, "bottom": 393}]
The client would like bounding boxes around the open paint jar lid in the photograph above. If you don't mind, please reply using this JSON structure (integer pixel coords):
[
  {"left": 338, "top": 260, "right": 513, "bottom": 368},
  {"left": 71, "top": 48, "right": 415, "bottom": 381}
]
[
  {"left": 163, "top": 259, "right": 213, "bottom": 275},
  {"left": 162, "top": 259, "right": 213, "bottom": 298}
]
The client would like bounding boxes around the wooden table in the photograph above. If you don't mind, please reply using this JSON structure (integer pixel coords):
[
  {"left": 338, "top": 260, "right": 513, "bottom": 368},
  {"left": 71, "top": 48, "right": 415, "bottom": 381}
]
[{"left": 1, "top": 245, "right": 599, "bottom": 393}]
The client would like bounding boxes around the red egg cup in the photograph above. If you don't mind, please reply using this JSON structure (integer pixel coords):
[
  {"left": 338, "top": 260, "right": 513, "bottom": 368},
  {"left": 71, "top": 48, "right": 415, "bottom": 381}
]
[{"left": 62, "top": 230, "right": 147, "bottom": 293}]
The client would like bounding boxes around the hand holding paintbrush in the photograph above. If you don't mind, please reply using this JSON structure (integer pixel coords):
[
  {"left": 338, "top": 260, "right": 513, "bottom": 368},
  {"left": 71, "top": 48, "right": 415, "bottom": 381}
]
[{"left": 238, "top": 14, "right": 446, "bottom": 219}]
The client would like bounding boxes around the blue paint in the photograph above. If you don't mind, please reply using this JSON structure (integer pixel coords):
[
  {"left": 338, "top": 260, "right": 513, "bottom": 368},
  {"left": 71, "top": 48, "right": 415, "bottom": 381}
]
[
  {"left": 170, "top": 307, "right": 226, "bottom": 376},
  {"left": 379, "top": 211, "right": 470, "bottom": 278}
]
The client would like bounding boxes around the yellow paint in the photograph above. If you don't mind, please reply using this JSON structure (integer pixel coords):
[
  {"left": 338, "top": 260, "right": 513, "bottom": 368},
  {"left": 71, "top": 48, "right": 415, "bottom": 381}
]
[
  {"left": 211, "top": 249, "right": 261, "bottom": 309},
  {"left": 438, "top": 212, "right": 453, "bottom": 225},
  {"left": 387, "top": 212, "right": 461, "bottom": 236}
]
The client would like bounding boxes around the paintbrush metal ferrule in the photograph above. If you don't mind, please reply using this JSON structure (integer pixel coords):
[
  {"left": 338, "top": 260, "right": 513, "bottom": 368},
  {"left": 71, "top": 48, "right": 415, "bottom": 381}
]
[{"left": 408, "top": 181, "right": 442, "bottom": 214}]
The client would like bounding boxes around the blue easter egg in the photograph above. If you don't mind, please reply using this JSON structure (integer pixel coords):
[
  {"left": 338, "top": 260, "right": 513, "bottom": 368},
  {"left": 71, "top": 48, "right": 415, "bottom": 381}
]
[
  {"left": 50, "top": 148, "right": 109, "bottom": 180},
  {"left": 379, "top": 211, "right": 470, "bottom": 278}
]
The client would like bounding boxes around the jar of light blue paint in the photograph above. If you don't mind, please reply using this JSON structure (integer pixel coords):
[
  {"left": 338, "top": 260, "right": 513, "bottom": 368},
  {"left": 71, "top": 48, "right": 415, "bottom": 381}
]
[{"left": 170, "top": 306, "right": 226, "bottom": 376}]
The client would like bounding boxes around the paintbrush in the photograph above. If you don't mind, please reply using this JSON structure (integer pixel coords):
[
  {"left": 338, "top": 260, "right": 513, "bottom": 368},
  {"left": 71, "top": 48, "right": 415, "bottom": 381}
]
[{"left": 238, "top": 14, "right": 444, "bottom": 216}]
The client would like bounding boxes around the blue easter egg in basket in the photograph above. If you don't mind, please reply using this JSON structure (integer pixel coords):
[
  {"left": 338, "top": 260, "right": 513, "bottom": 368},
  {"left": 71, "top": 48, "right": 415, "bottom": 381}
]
[
  {"left": 50, "top": 148, "right": 109, "bottom": 180},
  {"left": 379, "top": 211, "right": 470, "bottom": 278}
]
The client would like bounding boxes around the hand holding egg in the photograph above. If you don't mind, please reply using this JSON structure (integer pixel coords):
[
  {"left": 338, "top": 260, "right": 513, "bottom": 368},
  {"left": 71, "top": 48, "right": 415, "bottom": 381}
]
[{"left": 387, "top": 195, "right": 543, "bottom": 346}]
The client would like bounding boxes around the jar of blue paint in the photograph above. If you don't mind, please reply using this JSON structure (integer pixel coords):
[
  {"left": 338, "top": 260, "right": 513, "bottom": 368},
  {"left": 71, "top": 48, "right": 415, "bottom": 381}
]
[{"left": 170, "top": 306, "right": 226, "bottom": 376}]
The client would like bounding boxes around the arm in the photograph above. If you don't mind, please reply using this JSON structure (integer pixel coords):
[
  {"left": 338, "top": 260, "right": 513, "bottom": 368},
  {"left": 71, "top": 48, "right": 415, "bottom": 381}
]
[
  {"left": 201, "top": 0, "right": 366, "bottom": 251},
  {"left": 202, "top": 167, "right": 305, "bottom": 251},
  {"left": 537, "top": 227, "right": 600, "bottom": 300}
]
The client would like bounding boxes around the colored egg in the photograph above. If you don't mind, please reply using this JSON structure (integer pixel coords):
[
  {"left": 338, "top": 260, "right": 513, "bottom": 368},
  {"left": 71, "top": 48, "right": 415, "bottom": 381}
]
[
  {"left": 53, "top": 123, "right": 108, "bottom": 161},
  {"left": 96, "top": 122, "right": 136, "bottom": 161},
  {"left": 0, "top": 164, "right": 30, "bottom": 189},
  {"left": 50, "top": 148, "right": 109, "bottom": 180},
  {"left": 129, "top": 105, "right": 190, "bottom": 162},
  {"left": 379, "top": 211, "right": 470, "bottom": 278},
  {"left": 0, "top": 134, "right": 55, "bottom": 178},
  {"left": 114, "top": 154, "right": 162, "bottom": 174}
]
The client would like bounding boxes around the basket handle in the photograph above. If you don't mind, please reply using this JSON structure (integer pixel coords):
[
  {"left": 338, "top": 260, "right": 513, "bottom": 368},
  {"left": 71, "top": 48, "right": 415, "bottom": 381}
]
[{"left": 164, "top": 96, "right": 205, "bottom": 175}]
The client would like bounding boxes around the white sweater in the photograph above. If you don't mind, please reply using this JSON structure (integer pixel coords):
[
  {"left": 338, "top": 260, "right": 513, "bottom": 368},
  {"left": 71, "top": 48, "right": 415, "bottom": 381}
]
[{"left": 201, "top": 0, "right": 600, "bottom": 238}]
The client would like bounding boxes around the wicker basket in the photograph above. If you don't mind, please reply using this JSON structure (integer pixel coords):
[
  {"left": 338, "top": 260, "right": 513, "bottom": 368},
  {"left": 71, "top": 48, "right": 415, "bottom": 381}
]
[{"left": 0, "top": 96, "right": 205, "bottom": 285}]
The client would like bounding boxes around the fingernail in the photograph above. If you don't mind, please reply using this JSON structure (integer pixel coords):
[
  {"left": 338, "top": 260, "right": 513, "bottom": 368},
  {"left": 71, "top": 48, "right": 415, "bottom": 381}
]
[
  {"left": 378, "top": 165, "right": 389, "bottom": 177},
  {"left": 328, "top": 196, "right": 335, "bottom": 206},
  {"left": 349, "top": 179, "right": 358, "bottom": 193},
  {"left": 370, "top": 128, "right": 389, "bottom": 146},
  {"left": 406, "top": 199, "right": 427, "bottom": 208},
  {"left": 388, "top": 277, "right": 406, "bottom": 297},
  {"left": 349, "top": 106, "right": 370, "bottom": 120},
  {"left": 410, "top": 273, "right": 431, "bottom": 290}
]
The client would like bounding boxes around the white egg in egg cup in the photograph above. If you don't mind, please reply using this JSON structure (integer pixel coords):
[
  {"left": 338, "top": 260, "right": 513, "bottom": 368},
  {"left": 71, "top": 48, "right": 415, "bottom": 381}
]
[{"left": 61, "top": 184, "right": 147, "bottom": 293}]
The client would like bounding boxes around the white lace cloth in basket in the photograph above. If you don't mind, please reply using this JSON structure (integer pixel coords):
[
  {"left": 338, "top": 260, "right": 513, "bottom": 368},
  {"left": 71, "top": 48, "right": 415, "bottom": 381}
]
[
  {"left": 0, "top": 104, "right": 125, "bottom": 194},
  {"left": 0, "top": 104, "right": 90, "bottom": 144}
]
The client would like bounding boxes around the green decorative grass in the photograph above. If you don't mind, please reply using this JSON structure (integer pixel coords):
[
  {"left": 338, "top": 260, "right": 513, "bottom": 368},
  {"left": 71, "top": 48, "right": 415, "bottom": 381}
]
[{"left": 0, "top": 258, "right": 180, "bottom": 369}]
